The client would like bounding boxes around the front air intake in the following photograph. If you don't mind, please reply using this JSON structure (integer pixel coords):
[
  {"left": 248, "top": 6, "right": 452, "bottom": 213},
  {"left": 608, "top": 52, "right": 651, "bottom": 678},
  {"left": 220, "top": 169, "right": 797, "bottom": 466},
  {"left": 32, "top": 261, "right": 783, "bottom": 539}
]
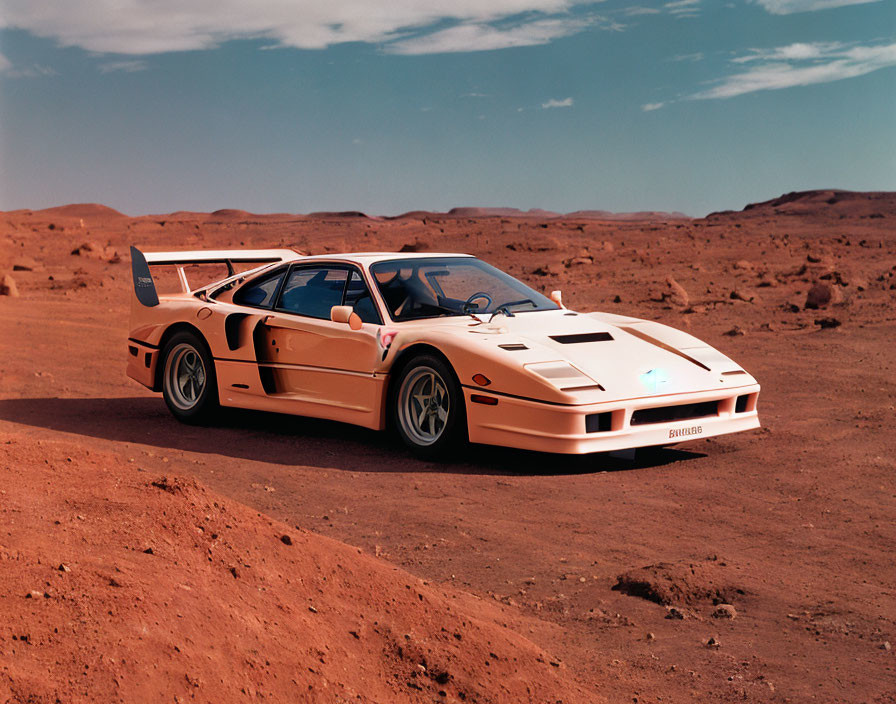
[{"left": 630, "top": 401, "right": 719, "bottom": 426}]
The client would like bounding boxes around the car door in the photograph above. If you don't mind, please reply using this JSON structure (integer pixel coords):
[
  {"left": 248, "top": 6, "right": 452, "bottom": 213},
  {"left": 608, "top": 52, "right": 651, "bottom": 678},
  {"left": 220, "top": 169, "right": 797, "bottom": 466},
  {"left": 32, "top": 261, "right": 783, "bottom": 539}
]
[{"left": 256, "top": 263, "right": 384, "bottom": 419}]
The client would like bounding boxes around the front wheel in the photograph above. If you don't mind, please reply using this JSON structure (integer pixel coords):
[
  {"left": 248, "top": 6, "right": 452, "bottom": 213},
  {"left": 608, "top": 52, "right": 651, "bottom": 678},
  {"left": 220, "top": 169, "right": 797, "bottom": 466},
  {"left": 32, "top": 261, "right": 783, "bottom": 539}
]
[
  {"left": 392, "top": 355, "right": 466, "bottom": 459},
  {"left": 161, "top": 331, "right": 219, "bottom": 424}
]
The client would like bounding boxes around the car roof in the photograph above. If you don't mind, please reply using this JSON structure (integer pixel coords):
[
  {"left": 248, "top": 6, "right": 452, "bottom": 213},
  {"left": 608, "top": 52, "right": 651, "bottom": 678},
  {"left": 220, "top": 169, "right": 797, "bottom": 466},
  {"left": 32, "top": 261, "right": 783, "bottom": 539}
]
[{"left": 297, "top": 252, "right": 476, "bottom": 266}]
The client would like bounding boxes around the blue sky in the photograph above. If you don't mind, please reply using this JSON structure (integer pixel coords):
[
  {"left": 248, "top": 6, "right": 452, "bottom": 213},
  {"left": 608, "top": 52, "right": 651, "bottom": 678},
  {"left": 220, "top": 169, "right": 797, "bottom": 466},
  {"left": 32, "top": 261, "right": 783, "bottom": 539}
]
[{"left": 0, "top": 0, "right": 893, "bottom": 216}]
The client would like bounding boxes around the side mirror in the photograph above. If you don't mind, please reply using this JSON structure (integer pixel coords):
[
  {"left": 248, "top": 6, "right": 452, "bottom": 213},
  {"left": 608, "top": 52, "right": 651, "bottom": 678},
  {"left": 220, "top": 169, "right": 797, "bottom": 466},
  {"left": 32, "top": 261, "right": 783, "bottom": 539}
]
[
  {"left": 550, "top": 290, "right": 565, "bottom": 308},
  {"left": 330, "top": 305, "right": 363, "bottom": 330}
]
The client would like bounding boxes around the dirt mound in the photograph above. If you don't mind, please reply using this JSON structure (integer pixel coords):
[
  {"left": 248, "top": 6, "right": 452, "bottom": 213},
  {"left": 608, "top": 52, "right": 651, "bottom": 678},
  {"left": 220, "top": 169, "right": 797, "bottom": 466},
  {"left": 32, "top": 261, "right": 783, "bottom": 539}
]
[
  {"left": 36, "top": 203, "right": 126, "bottom": 218},
  {"left": 0, "top": 441, "right": 587, "bottom": 704},
  {"left": 612, "top": 558, "right": 743, "bottom": 607}
]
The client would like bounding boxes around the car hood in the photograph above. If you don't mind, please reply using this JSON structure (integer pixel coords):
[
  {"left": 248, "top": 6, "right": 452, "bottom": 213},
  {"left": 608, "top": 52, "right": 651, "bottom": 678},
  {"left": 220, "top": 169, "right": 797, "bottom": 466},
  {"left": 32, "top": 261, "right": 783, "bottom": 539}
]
[{"left": 463, "top": 309, "right": 754, "bottom": 402}]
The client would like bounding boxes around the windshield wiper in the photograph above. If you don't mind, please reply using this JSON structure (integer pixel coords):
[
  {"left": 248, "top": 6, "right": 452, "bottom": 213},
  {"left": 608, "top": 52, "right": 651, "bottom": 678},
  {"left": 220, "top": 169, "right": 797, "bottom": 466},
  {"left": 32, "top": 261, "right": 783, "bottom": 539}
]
[{"left": 489, "top": 299, "right": 535, "bottom": 320}]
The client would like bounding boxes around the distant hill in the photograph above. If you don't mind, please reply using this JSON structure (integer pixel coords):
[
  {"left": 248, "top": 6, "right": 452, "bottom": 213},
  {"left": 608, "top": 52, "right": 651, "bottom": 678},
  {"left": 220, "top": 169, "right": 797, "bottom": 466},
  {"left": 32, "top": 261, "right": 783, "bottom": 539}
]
[
  {"left": 708, "top": 190, "right": 896, "bottom": 219},
  {"left": 36, "top": 203, "right": 127, "bottom": 218},
  {"left": 440, "top": 207, "right": 690, "bottom": 220}
]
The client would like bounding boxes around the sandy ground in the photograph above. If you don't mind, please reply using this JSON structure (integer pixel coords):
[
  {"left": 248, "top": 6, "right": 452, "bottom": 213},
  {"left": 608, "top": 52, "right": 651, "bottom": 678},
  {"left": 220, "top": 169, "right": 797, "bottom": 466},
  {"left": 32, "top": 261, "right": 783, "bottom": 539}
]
[{"left": 1, "top": 190, "right": 894, "bottom": 703}]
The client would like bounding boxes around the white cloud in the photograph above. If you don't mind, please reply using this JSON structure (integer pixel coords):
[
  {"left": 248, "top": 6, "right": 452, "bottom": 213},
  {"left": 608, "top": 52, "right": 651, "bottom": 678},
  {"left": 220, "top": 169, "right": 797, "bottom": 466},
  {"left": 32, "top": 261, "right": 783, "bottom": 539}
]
[
  {"left": 751, "top": 0, "right": 881, "bottom": 14},
  {"left": 386, "top": 16, "right": 594, "bottom": 54},
  {"left": 691, "top": 40, "right": 896, "bottom": 99},
  {"left": 670, "top": 51, "right": 703, "bottom": 62},
  {"left": 731, "top": 41, "right": 842, "bottom": 62},
  {"left": 99, "top": 59, "right": 148, "bottom": 73},
  {"left": 641, "top": 101, "right": 665, "bottom": 111},
  {"left": 625, "top": 6, "right": 661, "bottom": 15},
  {"left": 1, "top": 62, "right": 57, "bottom": 78},
  {"left": 0, "top": 0, "right": 597, "bottom": 55},
  {"left": 664, "top": 0, "right": 701, "bottom": 16},
  {"left": 541, "top": 96, "right": 573, "bottom": 108}
]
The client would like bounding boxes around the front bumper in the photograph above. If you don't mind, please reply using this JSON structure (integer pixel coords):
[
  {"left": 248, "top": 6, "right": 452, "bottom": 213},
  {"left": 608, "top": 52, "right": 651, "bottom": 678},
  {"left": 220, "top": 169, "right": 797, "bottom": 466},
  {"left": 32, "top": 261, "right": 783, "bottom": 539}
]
[{"left": 464, "top": 384, "right": 760, "bottom": 454}]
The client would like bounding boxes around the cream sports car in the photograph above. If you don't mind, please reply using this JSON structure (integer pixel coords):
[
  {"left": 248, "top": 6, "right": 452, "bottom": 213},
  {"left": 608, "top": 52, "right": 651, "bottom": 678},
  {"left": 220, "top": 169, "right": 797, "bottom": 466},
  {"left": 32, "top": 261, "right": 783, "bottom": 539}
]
[{"left": 128, "top": 248, "right": 760, "bottom": 457}]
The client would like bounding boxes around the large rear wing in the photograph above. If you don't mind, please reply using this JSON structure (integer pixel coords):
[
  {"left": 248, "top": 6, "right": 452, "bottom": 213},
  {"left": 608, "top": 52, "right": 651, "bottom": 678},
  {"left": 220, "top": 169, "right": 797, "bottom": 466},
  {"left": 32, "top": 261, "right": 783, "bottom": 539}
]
[{"left": 130, "top": 246, "right": 296, "bottom": 307}]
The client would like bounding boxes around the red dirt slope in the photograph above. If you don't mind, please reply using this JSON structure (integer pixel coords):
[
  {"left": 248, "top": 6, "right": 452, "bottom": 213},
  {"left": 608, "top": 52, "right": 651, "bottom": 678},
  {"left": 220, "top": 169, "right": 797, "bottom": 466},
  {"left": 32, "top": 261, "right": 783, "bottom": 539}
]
[{"left": 0, "top": 440, "right": 589, "bottom": 704}]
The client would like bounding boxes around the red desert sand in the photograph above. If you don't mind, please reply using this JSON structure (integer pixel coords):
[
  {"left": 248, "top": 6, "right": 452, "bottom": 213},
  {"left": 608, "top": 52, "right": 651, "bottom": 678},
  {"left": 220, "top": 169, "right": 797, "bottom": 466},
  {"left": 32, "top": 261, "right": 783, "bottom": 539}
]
[{"left": 0, "top": 189, "right": 894, "bottom": 702}]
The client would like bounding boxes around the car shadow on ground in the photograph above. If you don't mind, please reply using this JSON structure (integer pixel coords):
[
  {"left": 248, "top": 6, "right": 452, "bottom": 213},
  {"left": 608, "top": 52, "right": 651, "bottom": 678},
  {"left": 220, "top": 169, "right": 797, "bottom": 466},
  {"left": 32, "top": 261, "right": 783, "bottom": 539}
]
[{"left": 0, "top": 396, "right": 705, "bottom": 476}]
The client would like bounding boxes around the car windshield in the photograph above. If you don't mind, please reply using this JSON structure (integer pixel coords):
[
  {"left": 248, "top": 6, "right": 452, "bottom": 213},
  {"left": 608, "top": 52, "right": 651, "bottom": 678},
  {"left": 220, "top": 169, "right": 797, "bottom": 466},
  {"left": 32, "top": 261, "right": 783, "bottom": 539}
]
[{"left": 369, "top": 257, "right": 560, "bottom": 322}]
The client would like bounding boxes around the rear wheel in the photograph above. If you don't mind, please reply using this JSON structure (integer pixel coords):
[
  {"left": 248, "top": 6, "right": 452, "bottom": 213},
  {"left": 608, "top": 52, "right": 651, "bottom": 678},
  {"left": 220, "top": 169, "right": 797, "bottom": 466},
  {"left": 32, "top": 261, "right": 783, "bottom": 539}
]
[
  {"left": 161, "top": 331, "right": 218, "bottom": 424},
  {"left": 392, "top": 354, "right": 466, "bottom": 459}
]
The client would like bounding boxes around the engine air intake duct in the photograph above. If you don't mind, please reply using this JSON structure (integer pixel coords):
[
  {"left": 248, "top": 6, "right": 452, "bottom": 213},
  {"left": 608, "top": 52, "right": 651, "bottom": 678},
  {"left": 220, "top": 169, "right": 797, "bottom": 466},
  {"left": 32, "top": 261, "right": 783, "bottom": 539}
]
[{"left": 630, "top": 400, "right": 719, "bottom": 426}]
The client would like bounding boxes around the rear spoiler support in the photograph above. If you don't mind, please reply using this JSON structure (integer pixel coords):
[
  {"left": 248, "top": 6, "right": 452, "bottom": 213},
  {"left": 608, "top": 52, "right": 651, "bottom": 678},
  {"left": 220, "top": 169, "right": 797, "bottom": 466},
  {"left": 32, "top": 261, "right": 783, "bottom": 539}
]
[{"left": 130, "top": 246, "right": 295, "bottom": 306}]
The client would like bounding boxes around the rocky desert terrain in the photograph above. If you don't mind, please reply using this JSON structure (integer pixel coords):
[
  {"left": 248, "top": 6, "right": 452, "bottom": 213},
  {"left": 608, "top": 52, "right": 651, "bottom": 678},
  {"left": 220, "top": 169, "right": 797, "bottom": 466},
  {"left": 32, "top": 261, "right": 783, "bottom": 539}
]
[{"left": 1, "top": 189, "right": 894, "bottom": 703}]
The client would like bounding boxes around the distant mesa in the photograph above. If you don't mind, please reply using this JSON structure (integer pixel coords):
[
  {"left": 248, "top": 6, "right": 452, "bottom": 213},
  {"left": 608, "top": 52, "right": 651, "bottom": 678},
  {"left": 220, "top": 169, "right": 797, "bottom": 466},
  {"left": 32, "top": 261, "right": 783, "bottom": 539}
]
[
  {"left": 707, "top": 189, "right": 896, "bottom": 219},
  {"left": 439, "top": 206, "right": 690, "bottom": 220},
  {"left": 208, "top": 209, "right": 254, "bottom": 219},
  {"left": 387, "top": 210, "right": 444, "bottom": 220},
  {"left": 307, "top": 210, "right": 374, "bottom": 220},
  {"left": 447, "top": 207, "right": 563, "bottom": 218},
  {"left": 36, "top": 203, "right": 126, "bottom": 218},
  {"left": 566, "top": 209, "right": 691, "bottom": 221}
]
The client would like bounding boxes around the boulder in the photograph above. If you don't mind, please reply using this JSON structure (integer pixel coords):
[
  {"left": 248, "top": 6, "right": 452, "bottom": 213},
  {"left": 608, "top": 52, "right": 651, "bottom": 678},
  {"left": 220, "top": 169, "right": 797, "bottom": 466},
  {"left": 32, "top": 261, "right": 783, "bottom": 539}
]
[
  {"left": 805, "top": 283, "right": 842, "bottom": 309},
  {"left": 0, "top": 274, "right": 19, "bottom": 297}
]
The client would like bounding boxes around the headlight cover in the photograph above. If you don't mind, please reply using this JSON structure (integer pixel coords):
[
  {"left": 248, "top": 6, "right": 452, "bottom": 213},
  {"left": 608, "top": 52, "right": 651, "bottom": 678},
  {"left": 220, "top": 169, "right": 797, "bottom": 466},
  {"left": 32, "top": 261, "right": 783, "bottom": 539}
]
[{"left": 525, "top": 361, "right": 603, "bottom": 392}]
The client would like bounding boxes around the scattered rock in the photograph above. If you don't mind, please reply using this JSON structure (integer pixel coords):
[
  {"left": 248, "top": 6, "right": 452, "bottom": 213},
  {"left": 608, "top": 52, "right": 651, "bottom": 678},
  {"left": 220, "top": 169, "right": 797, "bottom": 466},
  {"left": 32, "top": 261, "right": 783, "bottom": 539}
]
[
  {"left": 26, "top": 590, "right": 43, "bottom": 599},
  {"left": 723, "top": 326, "right": 745, "bottom": 337},
  {"left": 280, "top": 534, "right": 293, "bottom": 546},
  {"left": 732, "top": 260, "right": 753, "bottom": 271},
  {"left": 665, "top": 606, "right": 685, "bottom": 620},
  {"left": 399, "top": 239, "right": 429, "bottom": 253},
  {"left": 882, "top": 641, "right": 892, "bottom": 651},
  {"left": 814, "top": 317, "right": 841, "bottom": 329},
  {"left": 729, "top": 290, "right": 754, "bottom": 303},
  {"left": 665, "top": 276, "right": 689, "bottom": 308},
  {"left": 805, "top": 282, "right": 842, "bottom": 309},
  {"left": 58, "top": 563, "right": 71, "bottom": 573},
  {"left": 706, "top": 636, "right": 721, "bottom": 649},
  {"left": 712, "top": 604, "right": 737, "bottom": 619},
  {"left": 0, "top": 275, "right": 18, "bottom": 297},
  {"left": 613, "top": 559, "right": 742, "bottom": 607},
  {"left": 531, "top": 265, "right": 556, "bottom": 277},
  {"left": 12, "top": 258, "right": 37, "bottom": 271},
  {"left": 564, "top": 256, "right": 593, "bottom": 268}
]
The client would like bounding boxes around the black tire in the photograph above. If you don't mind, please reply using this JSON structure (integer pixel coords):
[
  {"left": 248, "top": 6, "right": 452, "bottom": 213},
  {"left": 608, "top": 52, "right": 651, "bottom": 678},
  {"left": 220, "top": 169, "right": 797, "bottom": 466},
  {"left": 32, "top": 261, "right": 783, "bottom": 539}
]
[
  {"left": 160, "top": 331, "right": 219, "bottom": 424},
  {"left": 391, "top": 354, "right": 466, "bottom": 460}
]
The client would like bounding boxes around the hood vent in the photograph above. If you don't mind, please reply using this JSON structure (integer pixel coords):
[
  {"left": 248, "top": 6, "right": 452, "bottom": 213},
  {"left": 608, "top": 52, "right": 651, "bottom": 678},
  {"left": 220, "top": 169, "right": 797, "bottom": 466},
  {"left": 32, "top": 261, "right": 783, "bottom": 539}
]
[
  {"left": 498, "top": 343, "right": 529, "bottom": 351},
  {"left": 549, "top": 332, "right": 614, "bottom": 344}
]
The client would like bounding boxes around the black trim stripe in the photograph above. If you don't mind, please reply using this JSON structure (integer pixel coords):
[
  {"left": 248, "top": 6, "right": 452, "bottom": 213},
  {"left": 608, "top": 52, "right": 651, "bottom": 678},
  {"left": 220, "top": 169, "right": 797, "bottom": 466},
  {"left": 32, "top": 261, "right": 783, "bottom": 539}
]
[
  {"left": 460, "top": 385, "right": 572, "bottom": 407},
  {"left": 549, "top": 332, "right": 614, "bottom": 344},
  {"left": 128, "top": 337, "right": 159, "bottom": 349}
]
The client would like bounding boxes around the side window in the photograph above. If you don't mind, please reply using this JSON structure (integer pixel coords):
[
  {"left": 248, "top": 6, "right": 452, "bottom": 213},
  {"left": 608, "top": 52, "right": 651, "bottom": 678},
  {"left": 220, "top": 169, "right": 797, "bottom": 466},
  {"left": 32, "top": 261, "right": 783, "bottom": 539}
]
[
  {"left": 233, "top": 269, "right": 286, "bottom": 308},
  {"left": 277, "top": 266, "right": 348, "bottom": 319},
  {"left": 344, "top": 271, "right": 382, "bottom": 324}
]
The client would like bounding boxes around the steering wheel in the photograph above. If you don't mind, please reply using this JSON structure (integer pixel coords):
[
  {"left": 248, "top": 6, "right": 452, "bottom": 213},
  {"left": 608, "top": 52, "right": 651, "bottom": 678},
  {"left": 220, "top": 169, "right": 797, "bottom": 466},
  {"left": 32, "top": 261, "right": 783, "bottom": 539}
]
[{"left": 463, "top": 291, "right": 492, "bottom": 313}]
